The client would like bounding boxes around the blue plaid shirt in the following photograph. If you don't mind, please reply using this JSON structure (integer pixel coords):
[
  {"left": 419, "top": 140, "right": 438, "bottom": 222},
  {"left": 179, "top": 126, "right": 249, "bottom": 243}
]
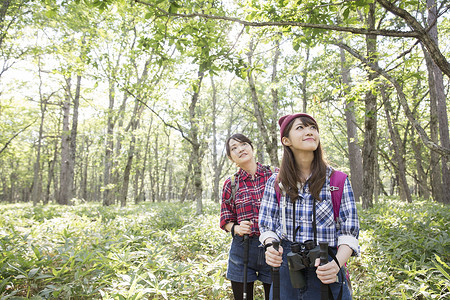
[{"left": 258, "top": 167, "right": 360, "bottom": 255}]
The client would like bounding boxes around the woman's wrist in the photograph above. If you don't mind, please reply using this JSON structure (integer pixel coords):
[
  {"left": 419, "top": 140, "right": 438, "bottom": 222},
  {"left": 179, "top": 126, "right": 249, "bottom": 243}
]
[{"left": 231, "top": 223, "right": 238, "bottom": 236}]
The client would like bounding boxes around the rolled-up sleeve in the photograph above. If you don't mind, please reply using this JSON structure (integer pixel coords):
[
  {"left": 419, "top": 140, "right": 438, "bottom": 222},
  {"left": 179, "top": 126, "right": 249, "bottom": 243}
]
[
  {"left": 337, "top": 177, "right": 360, "bottom": 256},
  {"left": 258, "top": 174, "right": 281, "bottom": 244}
]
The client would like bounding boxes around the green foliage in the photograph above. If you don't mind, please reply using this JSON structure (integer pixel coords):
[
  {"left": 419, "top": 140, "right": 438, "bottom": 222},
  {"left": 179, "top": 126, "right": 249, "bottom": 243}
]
[
  {"left": 0, "top": 199, "right": 449, "bottom": 299},
  {"left": 351, "top": 198, "right": 450, "bottom": 299},
  {"left": 0, "top": 201, "right": 232, "bottom": 299}
]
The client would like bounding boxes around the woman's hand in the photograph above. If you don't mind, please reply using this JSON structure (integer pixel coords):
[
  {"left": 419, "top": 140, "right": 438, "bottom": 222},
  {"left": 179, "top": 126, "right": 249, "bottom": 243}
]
[
  {"left": 236, "top": 220, "right": 252, "bottom": 236},
  {"left": 265, "top": 244, "right": 283, "bottom": 268},
  {"left": 315, "top": 244, "right": 352, "bottom": 284},
  {"left": 315, "top": 259, "right": 340, "bottom": 284}
]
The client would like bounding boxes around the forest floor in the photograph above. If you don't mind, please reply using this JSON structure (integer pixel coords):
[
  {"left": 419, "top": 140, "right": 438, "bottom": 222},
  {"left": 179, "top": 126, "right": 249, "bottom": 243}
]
[{"left": 0, "top": 197, "right": 449, "bottom": 299}]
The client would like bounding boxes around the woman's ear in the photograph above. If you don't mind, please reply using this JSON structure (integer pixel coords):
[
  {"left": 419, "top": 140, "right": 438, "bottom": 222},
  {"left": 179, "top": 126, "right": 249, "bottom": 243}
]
[{"left": 282, "top": 137, "right": 291, "bottom": 146}]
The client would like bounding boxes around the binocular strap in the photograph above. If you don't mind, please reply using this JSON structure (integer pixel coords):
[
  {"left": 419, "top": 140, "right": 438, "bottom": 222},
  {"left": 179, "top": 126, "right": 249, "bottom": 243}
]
[{"left": 292, "top": 198, "right": 343, "bottom": 300}]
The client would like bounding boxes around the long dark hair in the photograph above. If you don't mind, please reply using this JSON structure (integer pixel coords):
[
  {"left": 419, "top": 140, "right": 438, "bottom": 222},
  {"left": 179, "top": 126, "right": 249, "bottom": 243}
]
[
  {"left": 225, "top": 133, "right": 254, "bottom": 158},
  {"left": 278, "top": 116, "right": 327, "bottom": 202}
]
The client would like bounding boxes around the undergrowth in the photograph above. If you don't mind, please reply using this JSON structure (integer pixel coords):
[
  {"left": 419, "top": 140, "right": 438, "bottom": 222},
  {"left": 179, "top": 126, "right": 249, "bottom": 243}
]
[{"left": 0, "top": 198, "right": 448, "bottom": 299}]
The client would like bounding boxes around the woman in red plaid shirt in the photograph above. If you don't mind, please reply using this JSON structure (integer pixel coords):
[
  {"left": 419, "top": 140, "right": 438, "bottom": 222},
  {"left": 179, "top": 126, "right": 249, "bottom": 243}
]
[{"left": 220, "top": 133, "right": 276, "bottom": 300}]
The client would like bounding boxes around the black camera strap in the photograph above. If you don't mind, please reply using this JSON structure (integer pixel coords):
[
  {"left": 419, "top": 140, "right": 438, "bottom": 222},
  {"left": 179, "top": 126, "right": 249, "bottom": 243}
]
[
  {"left": 292, "top": 196, "right": 343, "bottom": 300},
  {"left": 312, "top": 198, "right": 317, "bottom": 246},
  {"left": 292, "top": 196, "right": 318, "bottom": 245}
]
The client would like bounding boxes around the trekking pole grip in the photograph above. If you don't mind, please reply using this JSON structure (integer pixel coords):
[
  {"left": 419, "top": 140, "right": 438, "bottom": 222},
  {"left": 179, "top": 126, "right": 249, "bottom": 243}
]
[
  {"left": 319, "top": 242, "right": 329, "bottom": 300},
  {"left": 272, "top": 240, "right": 280, "bottom": 300}
]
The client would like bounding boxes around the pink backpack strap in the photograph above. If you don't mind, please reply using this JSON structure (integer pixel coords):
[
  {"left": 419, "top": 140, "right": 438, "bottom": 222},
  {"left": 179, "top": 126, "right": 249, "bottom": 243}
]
[
  {"left": 274, "top": 174, "right": 282, "bottom": 203},
  {"left": 329, "top": 170, "right": 347, "bottom": 222}
]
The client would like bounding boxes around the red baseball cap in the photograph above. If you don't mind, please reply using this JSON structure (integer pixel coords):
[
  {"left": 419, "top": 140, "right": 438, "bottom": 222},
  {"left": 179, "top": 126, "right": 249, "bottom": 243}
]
[{"left": 278, "top": 113, "right": 317, "bottom": 142}]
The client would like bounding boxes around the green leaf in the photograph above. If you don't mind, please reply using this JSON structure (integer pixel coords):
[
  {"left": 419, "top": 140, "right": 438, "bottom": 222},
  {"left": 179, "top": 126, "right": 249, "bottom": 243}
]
[{"left": 343, "top": 8, "right": 350, "bottom": 19}]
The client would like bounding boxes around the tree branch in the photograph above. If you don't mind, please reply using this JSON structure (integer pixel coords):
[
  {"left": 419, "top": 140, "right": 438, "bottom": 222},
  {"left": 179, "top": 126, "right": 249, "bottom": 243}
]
[
  {"left": 376, "top": 0, "right": 450, "bottom": 78},
  {"left": 334, "top": 41, "right": 450, "bottom": 157},
  {"left": 0, "top": 121, "right": 36, "bottom": 155},
  {"left": 135, "top": 0, "right": 419, "bottom": 38}
]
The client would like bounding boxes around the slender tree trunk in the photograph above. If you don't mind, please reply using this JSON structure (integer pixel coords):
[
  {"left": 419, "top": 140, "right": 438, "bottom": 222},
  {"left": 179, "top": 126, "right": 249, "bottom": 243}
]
[
  {"left": 81, "top": 137, "right": 90, "bottom": 200},
  {"left": 211, "top": 76, "right": 220, "bottom": 202},
  {"left": 411, "top": 137, "right": 430, "bottom": 199},
  {"left": 58, "top": 80, "right": 72, "bottom": 205},
  {"left": 246, "top": 38, "right": 279, "bottom": 166},
  {"left": 120, "top": 131, "right": 135, "bottom": 207},
  {"left": 361, "top": 2, "right": 378, "bottom": 209},
  {"left": 301, "top": 47, "right": 310, "bottom": 113},
  {"left": 31, "top": 75, "right": 46, "bottom": 206},
  {"left": 427, "top": 0, "right": 450, "bottom": 204},
  {"left": 103, "top": 80, "right": 115, "bottom": 206},
  {"left": 137, "top": 120, "right": 153, "bottom": 203},
  {"left": 382, "top": 87, "right": 412, "bottom": 203},
  {"left": 270, "top": 36, "right": 281, "bottom": 167},
  {"left": 69, "top": 75, "right": 81, "bottom": 200},
  {"left": 160, "top": 133, "right": 170, "bottom": 201},
  {"left": 190, "top": 66, "right": 205, "bottom": 215},
  {"left": 168, "top": 147, "right": 175, "bottom": 201},
  {"left": 340, "top": 47, "right": 363, "bottom": 202}
]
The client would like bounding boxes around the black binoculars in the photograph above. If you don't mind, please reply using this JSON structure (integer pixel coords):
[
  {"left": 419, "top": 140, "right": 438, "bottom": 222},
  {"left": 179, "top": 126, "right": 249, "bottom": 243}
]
[{"left": 287, "top": 240, "right": 320, "bottom": 289}]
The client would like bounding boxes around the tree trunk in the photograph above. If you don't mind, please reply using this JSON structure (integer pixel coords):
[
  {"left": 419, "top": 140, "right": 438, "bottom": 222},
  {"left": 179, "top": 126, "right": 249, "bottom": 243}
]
[
  {"left": 120, "top": 132, "right": 135, "bottom": 207},
  {"left": 210, "top": 76, "right": 233, "bottom": 202},
  {"left": 160, "top": 133, "right": 170, "bottom": 201},
  {"left": 246, "top": 38, "right": 279, "bottom": 167},
  {"left": 69, "top": 75, "right": 81, "bottom": 200},
  {"left": 301, "top": 47, "right": 310, "bottom": 113},
  {"left": 426, "top": 0, "right": 450, "bottom": 204},
  {"left": 382, "top": 87, "right": 412, "bottom": 203},
  {"left": 31, "top": 75, "right": 46, "bottom": 206},
  {"left": 137, "top": 119, "right": 153, "bottom": 204},
  {"left": 81, "top": 137, "right": 90, "bottom": 200},
  {"left": 211, "top": 76, "right": 220, "bottom": 202},
  {"left": 190, "top": 66, "right": 205, "bottom": 215},
  {"left": 411, "top": 137, "right": 430, "bottom": 199},
  {"left": 340, "top": 47, "right": 363, "bottom": 202},
  {"left": 102, "top": 80, "right": 116, "bottom": 206},
  {"left": 58, "top": 80, "right": 72, "bottom": 205},
  {"left": 361, "top": 2, "right": 378, "bottom": 209},
  {"left": 269, "top": 37, "right": 281, "bottom": 167}
]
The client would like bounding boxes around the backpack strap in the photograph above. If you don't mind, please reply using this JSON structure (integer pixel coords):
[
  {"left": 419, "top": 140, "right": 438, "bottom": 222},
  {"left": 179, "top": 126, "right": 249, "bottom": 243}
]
[
  {"left": 274, "top": 174, "right": 282, "bottom": 203},
  {"left": 225, "top": 174, "right": 238, "bottom": 204},
  {"left": 329, "top": 170, "right": 348, "bottom": 223}
]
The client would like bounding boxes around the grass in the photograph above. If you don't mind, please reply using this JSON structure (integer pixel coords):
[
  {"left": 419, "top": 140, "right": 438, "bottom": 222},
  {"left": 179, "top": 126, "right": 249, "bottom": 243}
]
[{"left": 0, "top": 198, "right": 449, "bottom": 299}]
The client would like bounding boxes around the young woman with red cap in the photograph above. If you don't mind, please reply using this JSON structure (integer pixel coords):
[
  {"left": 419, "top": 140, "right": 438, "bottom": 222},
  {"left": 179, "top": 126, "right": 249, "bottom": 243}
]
[
  {"left": 258, "top": 114, "right": 359, "bottom": 299},
  {"left": 220, "top": 133, "right": 276, "bottom": 300}
]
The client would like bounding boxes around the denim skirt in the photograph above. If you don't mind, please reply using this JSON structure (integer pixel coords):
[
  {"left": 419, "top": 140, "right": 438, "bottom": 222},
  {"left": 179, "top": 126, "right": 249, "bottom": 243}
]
[{"left": 226, "top": 235, "right": 272, "bottom": 284}]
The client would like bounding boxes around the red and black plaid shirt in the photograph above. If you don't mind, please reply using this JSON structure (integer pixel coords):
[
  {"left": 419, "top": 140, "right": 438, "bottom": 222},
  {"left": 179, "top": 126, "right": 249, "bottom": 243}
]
[{"left": 220, "top": 163, "right": 277, "bottom": 237}]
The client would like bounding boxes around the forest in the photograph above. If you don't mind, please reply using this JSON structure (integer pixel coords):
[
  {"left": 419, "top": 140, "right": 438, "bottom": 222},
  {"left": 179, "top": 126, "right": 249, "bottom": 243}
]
[{"left": 0, "top": 0, "right": 449, "bottom": 299}]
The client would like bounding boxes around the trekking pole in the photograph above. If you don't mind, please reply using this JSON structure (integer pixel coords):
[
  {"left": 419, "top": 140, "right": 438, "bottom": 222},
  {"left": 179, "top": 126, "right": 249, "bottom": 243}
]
[
  {"left": 272, "top": 240, "right": 280, "bottom": 300},
  {"left": 319, "top": 242, "right": 329, "bottom": 300},
  {"left": 243, "top": 219, "right": 250, "bottom": 300}
]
